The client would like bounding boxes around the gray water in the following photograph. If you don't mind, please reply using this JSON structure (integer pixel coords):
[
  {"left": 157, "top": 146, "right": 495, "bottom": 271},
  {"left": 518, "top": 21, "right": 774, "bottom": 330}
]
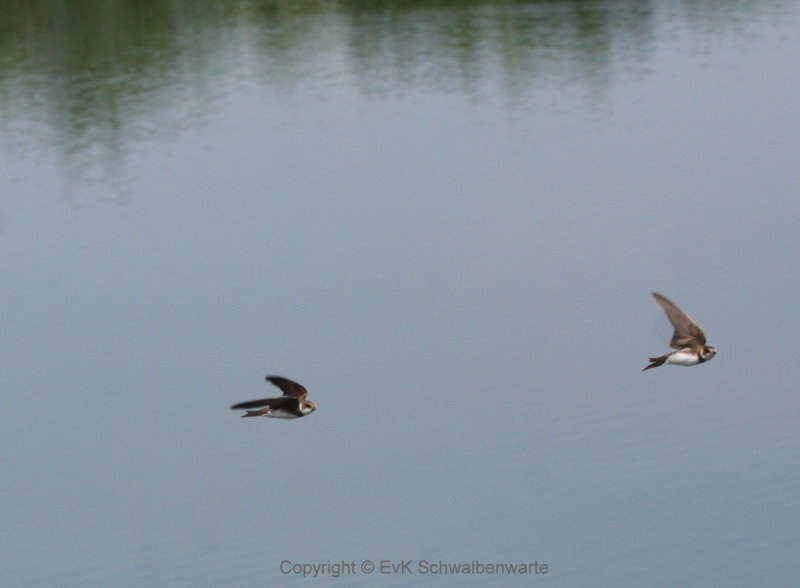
[{"left": 2, "top": 1, "right": 800, "bottom": 586}]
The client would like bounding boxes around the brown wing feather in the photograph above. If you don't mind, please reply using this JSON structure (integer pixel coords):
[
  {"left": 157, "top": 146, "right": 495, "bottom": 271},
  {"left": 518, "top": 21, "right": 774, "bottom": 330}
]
[
  {"left": 652, "top": 292, "right": 707, "bottom": 349},
  {"left": 265, "top": 376, "right": 308, "bottom": 400},
  {"left": 231, "top": 396, "right": 296, "bottom": 410}
]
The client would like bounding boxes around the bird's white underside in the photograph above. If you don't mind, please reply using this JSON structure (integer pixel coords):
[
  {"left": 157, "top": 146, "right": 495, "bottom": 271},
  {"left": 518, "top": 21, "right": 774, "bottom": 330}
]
[
  {"left": 261, "top": 408, "right": 299, "bottom": 419},
  {"left": 666, "top": 349, "right": 713, "bottom": 366}
]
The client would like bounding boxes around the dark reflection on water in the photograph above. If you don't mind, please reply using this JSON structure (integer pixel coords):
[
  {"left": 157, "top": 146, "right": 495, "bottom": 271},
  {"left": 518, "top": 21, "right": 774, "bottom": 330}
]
[{"left": 0, "top": 0, "right": 791, "bottom": 188}]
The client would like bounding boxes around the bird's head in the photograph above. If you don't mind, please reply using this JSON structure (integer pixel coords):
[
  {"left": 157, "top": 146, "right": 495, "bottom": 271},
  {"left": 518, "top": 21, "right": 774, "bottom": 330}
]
[{"left": 301, "top": 401, "right": 317, "bottom": 416}]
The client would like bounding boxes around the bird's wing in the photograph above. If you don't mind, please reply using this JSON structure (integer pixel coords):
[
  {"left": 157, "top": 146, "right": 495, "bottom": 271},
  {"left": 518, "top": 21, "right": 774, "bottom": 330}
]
[
  {"left": 652, "top": 292, "right": 707, "bottom": 349},
  {"left": 230, "top": 396, "right": 294, "bottom": 410},
  {"left": 266, "top": 375, "right": 308, "bottom": 400}
]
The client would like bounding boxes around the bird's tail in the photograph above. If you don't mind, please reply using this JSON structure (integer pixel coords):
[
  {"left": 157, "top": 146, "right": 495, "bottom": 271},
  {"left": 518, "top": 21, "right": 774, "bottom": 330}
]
[
  {"left": 241, "top": 409, "right": 270, "bottom": 418},
  {"left": 643, "top": 355, "right": 668, "bottom": 371}
]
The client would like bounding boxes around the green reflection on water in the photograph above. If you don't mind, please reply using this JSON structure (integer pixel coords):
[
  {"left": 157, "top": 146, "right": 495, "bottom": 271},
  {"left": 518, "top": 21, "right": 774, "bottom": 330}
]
[{"left": 0, "top": 0, "right": 789, "bottom": 181}]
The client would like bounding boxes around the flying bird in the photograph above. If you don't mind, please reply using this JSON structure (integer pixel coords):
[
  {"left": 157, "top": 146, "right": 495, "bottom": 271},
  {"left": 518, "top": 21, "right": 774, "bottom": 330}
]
[
  {"left": 643, "top": 292, "right": 716, "bottom": 371},
  {"left": 231, "top": 376, "right": 317, "bottom": 419}
]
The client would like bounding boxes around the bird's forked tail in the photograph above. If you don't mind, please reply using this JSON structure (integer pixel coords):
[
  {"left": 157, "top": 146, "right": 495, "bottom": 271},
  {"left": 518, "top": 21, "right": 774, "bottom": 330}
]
[
  {"left": 241, "top": 408, "right": 271, "bottom": 418},
  {"left": 643, "top": 355, "right": 668, "bottom": 371}
]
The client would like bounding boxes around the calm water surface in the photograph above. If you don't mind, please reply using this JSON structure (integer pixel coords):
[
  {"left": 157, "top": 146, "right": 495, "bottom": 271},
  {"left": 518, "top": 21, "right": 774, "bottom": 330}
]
[{"left": 2, "top": 1, "right": 800, "bottom": 586}]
